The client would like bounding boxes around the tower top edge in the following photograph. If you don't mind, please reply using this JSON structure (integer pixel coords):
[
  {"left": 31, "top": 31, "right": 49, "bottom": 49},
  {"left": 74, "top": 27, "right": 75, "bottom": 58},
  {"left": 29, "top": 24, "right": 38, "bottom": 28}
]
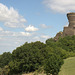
[{"left": 67, "top": 12, "right": 75, "bottom": 16}]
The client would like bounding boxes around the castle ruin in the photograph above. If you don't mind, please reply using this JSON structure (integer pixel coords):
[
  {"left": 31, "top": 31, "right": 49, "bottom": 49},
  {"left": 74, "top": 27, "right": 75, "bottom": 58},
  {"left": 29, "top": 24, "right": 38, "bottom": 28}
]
[
  {"left": 54, "top": 12, "right": 75, "bottom": 40},
  {"left": 63, "top": 13, "right": 75, "bottom": 36}
]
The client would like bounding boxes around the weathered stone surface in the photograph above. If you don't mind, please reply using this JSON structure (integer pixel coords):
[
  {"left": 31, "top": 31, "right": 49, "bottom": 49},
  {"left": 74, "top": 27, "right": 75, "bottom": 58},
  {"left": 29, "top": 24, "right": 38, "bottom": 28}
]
[
  {"left": 54, "top": 12, "right": 75, "bottom": 40},
  {"left": 63, "top": 12, "right": 75, "bottom": 36}
]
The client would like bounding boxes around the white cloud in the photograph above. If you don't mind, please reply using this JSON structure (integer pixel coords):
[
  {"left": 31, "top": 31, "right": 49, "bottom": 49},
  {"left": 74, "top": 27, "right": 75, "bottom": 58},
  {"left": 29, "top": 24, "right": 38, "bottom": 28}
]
[
  {"left": 20, "top": 32, "right": 32, "bottom": 36},
  {"left": 32, "top": 35, "right": 49, "bottom": 43},
  {"left": 0, "top": 29, "right": 50, "bottom": 54},
  {"left": 0, "top": 30, "right": 32, "bottom": 37},
  {"left": 43, "top": 0, "right": 75, "bottom": 13},
  {"left": 33, "top": 36, "right": 40, "bottom": 41},
  {"left": 0, "top": 30, "right": 33, "bottom": 54},
  {"left": 40, "top": 24, "right": 48, "bottom": 28},
  {"left": 0, "top": 3, "right": 27, "bottom": 28},
  {"left": 0, "top": 27, "right": 3, "bottom": 31},
  {"left": 40, "top": 24, "right": 51, "bottom": 28},
  {"left": 25, "top": 25, "right": 38, "bottom": 32},
  {"left": 41, "top": 35, "right": 50, "bottom": 39}
]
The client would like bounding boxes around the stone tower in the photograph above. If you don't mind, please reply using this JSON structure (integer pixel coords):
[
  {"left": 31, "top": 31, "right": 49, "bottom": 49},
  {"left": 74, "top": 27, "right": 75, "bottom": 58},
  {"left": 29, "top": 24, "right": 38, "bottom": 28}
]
[
  {"left": 63, "top": 13, "right": 75, "bottom": 36},
  {"left": 54, "top": 12, "right": 75, "bottom": 40}
]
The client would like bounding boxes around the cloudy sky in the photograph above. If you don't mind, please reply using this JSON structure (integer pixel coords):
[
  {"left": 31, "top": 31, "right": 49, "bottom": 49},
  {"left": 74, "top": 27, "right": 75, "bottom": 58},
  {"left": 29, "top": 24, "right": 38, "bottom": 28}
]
[{"left": 0, "top": 0, "right": 75, "bottom": 54}]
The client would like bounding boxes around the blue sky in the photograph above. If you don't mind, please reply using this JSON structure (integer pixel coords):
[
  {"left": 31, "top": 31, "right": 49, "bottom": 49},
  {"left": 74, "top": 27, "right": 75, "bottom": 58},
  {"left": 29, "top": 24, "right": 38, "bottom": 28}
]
[{"left": 0, "top": 0, "right": 74, "bottom": 54}]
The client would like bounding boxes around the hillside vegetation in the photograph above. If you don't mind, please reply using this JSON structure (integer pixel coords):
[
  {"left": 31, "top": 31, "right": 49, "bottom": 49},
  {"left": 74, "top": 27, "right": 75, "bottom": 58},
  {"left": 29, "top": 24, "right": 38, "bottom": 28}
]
[{"left": 0, "top": 35, "right": 75, "bottom": 75}]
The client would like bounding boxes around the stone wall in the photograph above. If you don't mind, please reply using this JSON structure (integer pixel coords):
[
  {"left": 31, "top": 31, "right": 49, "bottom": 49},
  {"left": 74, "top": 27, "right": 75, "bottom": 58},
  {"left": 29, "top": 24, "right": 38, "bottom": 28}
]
[{"left": 63, "top": 27, "right": 74, "bottom": 36}]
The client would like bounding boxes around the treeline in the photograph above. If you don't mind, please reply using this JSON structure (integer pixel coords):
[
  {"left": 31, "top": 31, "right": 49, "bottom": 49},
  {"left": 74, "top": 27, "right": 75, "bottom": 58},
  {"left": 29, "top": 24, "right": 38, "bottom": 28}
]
[{"left": 0, "top": 35, "right": 75, "bottom": 75}]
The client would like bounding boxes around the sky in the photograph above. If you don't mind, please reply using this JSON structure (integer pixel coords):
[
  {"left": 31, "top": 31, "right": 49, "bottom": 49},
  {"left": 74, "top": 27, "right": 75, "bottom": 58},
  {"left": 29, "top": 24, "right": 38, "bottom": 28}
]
[{"left": 0, "top": 0, "right": 75, "bottom": 54}]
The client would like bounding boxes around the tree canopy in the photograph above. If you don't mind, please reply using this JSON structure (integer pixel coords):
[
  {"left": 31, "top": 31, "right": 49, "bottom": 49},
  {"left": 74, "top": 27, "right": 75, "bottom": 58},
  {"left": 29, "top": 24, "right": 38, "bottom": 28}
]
[{"left": 0, "top": 35, "right": 75, "bottom": 75}]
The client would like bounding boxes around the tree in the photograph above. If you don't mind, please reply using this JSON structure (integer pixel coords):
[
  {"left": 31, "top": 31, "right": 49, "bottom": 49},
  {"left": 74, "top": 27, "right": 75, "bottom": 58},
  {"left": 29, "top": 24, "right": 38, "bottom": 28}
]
[
  {"left": 58, "top": 36, "right": 75, "bottom": 52},
  {"left": 0, "top": 52, "right": 12, "bottom": 68},
  {"left": 44, "top": 53, "right": 63, "bottom": 75},
  {"left": 9, "top": 41, "right": 46, "bottom": 74},
  {"left": 46, "top": 38, "right": 56, "bottom": 48}
]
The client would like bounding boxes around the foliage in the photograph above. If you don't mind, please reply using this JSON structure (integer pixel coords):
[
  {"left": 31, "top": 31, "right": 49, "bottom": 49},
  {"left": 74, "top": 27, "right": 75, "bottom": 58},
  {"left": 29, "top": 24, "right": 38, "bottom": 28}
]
[
  {"left": 0, "top": 52, "right": 12, "bottom": 68},
  {"left": 58, "top": 36, "right": 75, "bottom": 52},
  {"left": 0, "top": 35, "right": 75, "bottom": 75},
  {"left": 46, "top": 38, "right": 56, "bottom": 48},
  {"left": 46, "top": 35, "right": 75, "bottom": 57},
  {"left": 9, "top": 41, "right": 46, "bottom": 74},
  {"left": 0, "top": 65, "right": 10, "bottom": 75},
  {"left": 44, "top": 53, "right": 63, "bottom": 75}
]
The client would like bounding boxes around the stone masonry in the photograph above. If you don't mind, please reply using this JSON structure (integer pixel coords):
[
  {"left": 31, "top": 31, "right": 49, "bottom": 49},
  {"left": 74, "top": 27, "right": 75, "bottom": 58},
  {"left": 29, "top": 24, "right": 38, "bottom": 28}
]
[
  {"left": 63, "top": 13, "right": 75, "bottom": 36},
  {"left": 54, "top": 12, "right": 75, "bottom": 40}
]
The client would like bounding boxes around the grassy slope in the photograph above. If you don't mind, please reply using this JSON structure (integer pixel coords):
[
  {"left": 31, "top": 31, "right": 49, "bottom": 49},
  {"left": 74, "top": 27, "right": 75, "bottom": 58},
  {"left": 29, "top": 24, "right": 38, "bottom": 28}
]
[{"left": 59, "top": 57, "right": 75, "bottom": 75}]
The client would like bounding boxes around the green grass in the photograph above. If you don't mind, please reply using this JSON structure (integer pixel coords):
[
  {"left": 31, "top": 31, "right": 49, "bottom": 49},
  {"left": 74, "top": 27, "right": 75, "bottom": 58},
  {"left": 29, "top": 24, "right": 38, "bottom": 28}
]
[{"left": 59, "top": 57, "right": 75, "bottom": 75}]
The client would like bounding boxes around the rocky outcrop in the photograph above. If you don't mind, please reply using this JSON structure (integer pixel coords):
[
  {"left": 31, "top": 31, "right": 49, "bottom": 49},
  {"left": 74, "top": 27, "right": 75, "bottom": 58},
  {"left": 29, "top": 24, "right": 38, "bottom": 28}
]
[{"left": 54, "top": 31, "right": 63, "bottom": 40}]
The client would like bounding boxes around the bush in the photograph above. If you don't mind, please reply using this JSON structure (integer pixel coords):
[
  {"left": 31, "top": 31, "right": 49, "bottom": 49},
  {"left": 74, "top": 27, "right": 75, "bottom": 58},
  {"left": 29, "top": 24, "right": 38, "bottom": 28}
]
[{"left": 44, "top": 53, "right": 64, "bottom": 75}]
